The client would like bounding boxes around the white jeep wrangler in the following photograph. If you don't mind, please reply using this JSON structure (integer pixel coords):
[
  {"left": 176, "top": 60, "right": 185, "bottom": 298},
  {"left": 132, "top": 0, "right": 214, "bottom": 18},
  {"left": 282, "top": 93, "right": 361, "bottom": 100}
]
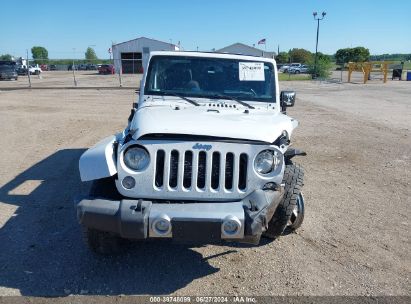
[{"left": 76, "top": 51, "right": 306, "bottom": 254}]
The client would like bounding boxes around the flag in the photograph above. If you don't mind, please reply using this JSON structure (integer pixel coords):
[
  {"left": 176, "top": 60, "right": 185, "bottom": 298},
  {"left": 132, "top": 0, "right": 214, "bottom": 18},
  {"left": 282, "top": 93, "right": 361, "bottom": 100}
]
[{"left": 258, "top": 38, "right": 266, "bottom": 45}]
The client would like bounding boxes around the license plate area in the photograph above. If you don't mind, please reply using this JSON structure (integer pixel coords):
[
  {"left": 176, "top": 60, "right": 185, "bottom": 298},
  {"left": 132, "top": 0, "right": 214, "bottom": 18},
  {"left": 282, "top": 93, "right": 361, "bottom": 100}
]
[{"left": 171, "top": 219, "right": 221, "bottom": 243}]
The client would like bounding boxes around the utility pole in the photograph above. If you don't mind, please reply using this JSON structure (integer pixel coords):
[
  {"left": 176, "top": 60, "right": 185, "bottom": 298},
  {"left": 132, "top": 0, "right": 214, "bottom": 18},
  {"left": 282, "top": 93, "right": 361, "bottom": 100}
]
[
  {"left": 26, "top": 49, "right": 31, "bottom": 88},
  {"left": 313, "top": 11, "right": 326, "bottom": 79},
  {"left": 72, "top": 48, "right": 77, "bottom": 86}
]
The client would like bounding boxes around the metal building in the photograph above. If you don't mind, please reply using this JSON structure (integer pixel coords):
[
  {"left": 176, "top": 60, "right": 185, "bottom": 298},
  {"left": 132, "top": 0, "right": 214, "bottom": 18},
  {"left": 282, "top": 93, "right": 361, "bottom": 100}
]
[
  {"left": 217, "top": 43, "right": 276, "bottom": 58},
  {"left": 112, "top": 37, "right": 179, "bottom": 74}
]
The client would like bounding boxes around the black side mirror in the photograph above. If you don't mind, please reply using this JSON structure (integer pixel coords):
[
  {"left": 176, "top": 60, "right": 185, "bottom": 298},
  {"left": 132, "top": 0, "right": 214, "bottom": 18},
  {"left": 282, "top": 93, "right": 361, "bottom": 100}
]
[{"left": 280, "top": 91, "right": 296, "bottom": 113}]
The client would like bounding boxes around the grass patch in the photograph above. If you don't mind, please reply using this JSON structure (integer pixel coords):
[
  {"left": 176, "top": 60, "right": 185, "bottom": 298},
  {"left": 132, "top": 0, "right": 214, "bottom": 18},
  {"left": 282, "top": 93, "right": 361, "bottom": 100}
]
[{"left": 278, "top": 73, "right": 312, "bottom": 81}]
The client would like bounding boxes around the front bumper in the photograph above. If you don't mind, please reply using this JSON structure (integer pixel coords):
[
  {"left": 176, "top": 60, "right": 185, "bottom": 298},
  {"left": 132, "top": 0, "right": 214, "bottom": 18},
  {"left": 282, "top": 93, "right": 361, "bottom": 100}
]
[{"left": 75, "top": 189, "right": 283, "bottom": 244}]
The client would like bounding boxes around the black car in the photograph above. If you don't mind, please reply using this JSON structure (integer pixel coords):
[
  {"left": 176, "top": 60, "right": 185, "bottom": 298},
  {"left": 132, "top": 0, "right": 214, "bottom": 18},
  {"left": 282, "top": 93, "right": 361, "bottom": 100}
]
[
  {"left": 16, "top": 66, "right": 28, "bottom": 75},
  {"left": 0, "top": 65, "right": 18, "bottom": 80},
  {"left": 86, "top": 63, "right": 97, "bottom": 70},
  {"left": 49, "top": 64, "right": 57, "bottom": 71}
]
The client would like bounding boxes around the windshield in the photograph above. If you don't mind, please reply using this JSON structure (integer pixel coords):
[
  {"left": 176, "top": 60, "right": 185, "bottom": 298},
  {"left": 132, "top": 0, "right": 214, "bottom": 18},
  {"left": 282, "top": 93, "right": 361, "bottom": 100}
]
[
  {"left": 0, "top": 66, "right": 14, "bottom": 71},
  {"left": 144, "top": 55, "right": 276, "bottom": 103}
]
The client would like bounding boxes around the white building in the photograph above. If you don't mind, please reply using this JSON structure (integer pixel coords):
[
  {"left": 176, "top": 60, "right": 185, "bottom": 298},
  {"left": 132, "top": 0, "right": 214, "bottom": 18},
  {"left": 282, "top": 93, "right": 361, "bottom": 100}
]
[
  {"left": 112, "top": 37, "right": 179, "bottom": 74},
  {"left": 217, "top": 43, "right": 276, "bottom": 59}
]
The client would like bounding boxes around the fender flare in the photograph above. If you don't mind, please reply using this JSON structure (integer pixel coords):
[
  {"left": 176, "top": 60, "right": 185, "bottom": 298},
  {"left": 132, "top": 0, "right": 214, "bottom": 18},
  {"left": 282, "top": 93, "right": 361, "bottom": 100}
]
[{"left": 79, "top": 135, "right": 118, "bottom": 182}]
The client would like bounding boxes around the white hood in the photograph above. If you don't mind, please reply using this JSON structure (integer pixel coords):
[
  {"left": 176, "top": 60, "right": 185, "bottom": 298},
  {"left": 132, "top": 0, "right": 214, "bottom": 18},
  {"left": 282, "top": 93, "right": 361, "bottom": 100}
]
[{"left": 130, "top": 103, "right": 297, "bottom": 143}]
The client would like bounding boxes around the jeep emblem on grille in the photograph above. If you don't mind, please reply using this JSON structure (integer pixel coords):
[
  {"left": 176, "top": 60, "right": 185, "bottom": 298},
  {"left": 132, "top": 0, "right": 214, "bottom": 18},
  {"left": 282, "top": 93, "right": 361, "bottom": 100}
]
[{"left": 192, "top": 143, "right": 212, "bottom": 151}]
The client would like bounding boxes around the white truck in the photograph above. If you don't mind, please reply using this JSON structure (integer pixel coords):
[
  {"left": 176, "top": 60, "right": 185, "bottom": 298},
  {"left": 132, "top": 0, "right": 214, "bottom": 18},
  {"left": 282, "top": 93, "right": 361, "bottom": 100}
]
[
  {"left": 28, "top": 64, "right": 42, "bottom": 75},
  {"left": 76, "top": 51, "right": 306, "bottom": 254}
]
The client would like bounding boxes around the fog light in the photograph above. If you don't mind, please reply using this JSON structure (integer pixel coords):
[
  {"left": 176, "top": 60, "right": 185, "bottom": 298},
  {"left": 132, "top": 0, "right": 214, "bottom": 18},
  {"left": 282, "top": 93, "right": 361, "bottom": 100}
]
[
  {"left": 122, "top": 176, "right": 135, "bottom": 189},
  {"left": 222, "top": 215, "right": 241, "bottom": 237},
  {"left": 152, "top": 214, "right": 171, "bottom": 236}
]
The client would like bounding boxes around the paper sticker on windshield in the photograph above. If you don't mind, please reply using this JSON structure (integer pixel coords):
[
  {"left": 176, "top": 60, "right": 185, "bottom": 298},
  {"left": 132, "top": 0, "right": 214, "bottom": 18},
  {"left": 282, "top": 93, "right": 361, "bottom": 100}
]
[{"left": 239, "top": 62, "right": 265, "bottom": 81}]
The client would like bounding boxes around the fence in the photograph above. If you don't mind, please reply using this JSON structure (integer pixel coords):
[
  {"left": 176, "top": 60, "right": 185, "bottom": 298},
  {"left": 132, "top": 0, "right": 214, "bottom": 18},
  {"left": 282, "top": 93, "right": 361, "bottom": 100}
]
[{"left": 0, "top": 58, "right": 143, "bottom": 89}]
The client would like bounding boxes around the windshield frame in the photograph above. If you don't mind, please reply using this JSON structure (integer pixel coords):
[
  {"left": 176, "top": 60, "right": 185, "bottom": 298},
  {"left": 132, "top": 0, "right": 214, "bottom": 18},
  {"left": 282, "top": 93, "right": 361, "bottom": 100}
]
[{"left": 144, "top": 55, "right": 277, "bottom": 103}]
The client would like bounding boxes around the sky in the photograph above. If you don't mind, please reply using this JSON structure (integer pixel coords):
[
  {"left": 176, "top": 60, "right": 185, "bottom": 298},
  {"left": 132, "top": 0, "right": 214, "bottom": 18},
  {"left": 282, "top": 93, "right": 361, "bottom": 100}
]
[{"left": 1, "top": 0, "right": 410, "bottom": 59}]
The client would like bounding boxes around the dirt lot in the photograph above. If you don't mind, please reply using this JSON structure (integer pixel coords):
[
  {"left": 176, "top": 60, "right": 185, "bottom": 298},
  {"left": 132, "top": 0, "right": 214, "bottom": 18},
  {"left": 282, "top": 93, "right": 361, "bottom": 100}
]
[{"left": 0, "top": 79, "right": 410, "bottom": 297}]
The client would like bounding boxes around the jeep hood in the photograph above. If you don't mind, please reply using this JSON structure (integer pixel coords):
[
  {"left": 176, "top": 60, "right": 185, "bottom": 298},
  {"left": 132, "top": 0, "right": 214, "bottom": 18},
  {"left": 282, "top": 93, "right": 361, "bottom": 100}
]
[{"left": 130, "top": 105, "right": 297, "bottom": 143}]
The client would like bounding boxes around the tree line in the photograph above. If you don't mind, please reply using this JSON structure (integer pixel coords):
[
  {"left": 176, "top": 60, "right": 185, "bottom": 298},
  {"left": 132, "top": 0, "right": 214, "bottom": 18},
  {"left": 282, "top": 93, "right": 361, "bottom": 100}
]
[
  {"left": 0, "top": 46, "right": 103, "bottom": 64},
  {"left": 276, "top": 47, "right": 410, "bottom": 65}
]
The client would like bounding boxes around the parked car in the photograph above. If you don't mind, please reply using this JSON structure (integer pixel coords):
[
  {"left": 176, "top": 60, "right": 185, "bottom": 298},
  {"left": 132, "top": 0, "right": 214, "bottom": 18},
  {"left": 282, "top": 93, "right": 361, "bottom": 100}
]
[
  {"left": 49, "top": 64, "right": 57, "bottom": 71},
  {"left": 86, "top": 64, "right": 97, "bottom": 70},
  {"left": 40, "top": 64, "right": 48, "bottom": 71},
  {"left": 281, "top": 63, "right": 302, "bottom": 73},
  {"left": 98, "top": 64, "right": 115, "bottom": 74},
  {"left": 289, "top": 64, "right": 309, "bottom": 74},
  {"left": 78, "top": 64, "right": 88, "bottom": 70},
  {"left": 29, "top": 64, "right": 42, "bottom": 75},
  {"left": 76, "top": 51, "right": 306, "bottom": 254},
  {"left": 16, "top": 65, "right": 28, "bottom": 75},
  {"left": 0, "top": 65, "right": 18, "bottom": 80}
]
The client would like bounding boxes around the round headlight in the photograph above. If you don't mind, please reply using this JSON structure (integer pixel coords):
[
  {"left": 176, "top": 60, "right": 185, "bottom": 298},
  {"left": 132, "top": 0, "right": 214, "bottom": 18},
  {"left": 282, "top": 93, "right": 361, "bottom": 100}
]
[
  {"left": 254, "top": 149, "right": 281, "bottom": 174},
  {"left": 124, "top": 146, "right": 150, "bottom": 171}
]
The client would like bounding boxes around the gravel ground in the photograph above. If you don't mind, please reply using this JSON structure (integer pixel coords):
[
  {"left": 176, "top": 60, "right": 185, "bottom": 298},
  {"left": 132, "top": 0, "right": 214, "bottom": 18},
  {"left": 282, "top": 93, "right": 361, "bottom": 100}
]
[{"left": 0, "top": 79, "right": 409, "bottom": 297}]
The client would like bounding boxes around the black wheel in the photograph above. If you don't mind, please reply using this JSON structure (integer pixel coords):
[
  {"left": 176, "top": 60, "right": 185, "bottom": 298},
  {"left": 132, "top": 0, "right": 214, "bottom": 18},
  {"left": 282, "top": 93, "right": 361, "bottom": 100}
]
[
  {"left": 295, "top": 70, "right": 300, "bottom": 74},
  {"left": 287, "top": 192, "right": 305, "bottom": 230},
  {"left": 35, "top": 70, "right": 40, "bottom": 75},
  {"left": 83, "top": 177, "right": 125, "bottom": 254},
  {"left": 264, "top": 163, "right": 305, "bottom": 239},
  {"left": 89, "top": 176, "right": 122, "bottom": 199}
]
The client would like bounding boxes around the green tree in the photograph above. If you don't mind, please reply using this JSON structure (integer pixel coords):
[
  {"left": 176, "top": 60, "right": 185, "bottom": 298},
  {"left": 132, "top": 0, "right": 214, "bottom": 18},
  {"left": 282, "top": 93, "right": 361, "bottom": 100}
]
[
  {"left": 351, "top": 47, "right": 370, "bottom": 62},
  {"left": 335, "top": 48, "right": 351, "bottom": 64},
  {"left": 31, "top": 46, "right": 48, "bottom": 64},
  {"left": 317, "top": 52, "right": 332, "bottom": 63},
  {"left": 85, "top": 47, "right": 98, "bottom": 61},
  {"left": 275, "top": 52, "right": 289, "bottom": 63},
  {"left": 0, "top": 54, "right": 13, "bottom": 61},
  {"left": 289, "top": 48, "right": 312, "bottom": 63},
  {"left": 335, "top": 47, "right": 370, "bottom": 64},
  {"left": 307, "top": 57, "right": 332, "bottom": 78}
]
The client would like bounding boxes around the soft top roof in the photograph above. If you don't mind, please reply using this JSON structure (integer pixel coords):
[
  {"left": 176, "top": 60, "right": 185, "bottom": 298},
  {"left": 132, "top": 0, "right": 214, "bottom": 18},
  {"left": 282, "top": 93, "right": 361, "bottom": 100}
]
[{"left": 149, "top": 51, "right": 276, "bottom": 64}]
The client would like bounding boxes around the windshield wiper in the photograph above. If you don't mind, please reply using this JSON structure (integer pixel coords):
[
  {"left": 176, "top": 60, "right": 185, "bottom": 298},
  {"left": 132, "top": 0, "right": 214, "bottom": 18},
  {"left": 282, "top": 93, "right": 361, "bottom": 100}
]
[
  {"left": 210, "top": 94, "right": 255, "bottom": 109},
  {"left": 157, "top": 91, "right": 199, "bottom": 106}
]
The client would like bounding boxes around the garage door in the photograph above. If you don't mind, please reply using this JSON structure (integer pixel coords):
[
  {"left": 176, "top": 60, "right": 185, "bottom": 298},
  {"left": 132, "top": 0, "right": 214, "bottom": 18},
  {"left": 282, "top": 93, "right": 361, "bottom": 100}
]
[{"left": 121, "top": 52, "right": 143, "bottom": 74}]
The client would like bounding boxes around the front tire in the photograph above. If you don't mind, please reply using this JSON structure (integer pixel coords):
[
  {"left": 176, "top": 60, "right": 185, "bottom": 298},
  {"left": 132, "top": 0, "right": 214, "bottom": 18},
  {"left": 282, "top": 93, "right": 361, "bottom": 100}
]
[
  {"left": 82, "top": 177, "right": 125, "bottom": 254},
  {"left": 89, "top": 176, "right": 122, "bottom": 199},
  {"left": 287, "top": 192, "right": 305, "bottom": 231},
  {"left": 264, "top": 163, "right": 305, "bottom": 239}
]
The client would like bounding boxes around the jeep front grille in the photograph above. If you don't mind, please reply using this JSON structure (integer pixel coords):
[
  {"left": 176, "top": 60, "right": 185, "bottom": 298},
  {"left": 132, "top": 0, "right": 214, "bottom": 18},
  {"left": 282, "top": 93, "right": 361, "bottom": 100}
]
[
  {"left": 154, "top": 149, "right": 248, "bottom": 192},
  {"left": 117, "top": 140, "right": 283, "bottom": 201}
]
